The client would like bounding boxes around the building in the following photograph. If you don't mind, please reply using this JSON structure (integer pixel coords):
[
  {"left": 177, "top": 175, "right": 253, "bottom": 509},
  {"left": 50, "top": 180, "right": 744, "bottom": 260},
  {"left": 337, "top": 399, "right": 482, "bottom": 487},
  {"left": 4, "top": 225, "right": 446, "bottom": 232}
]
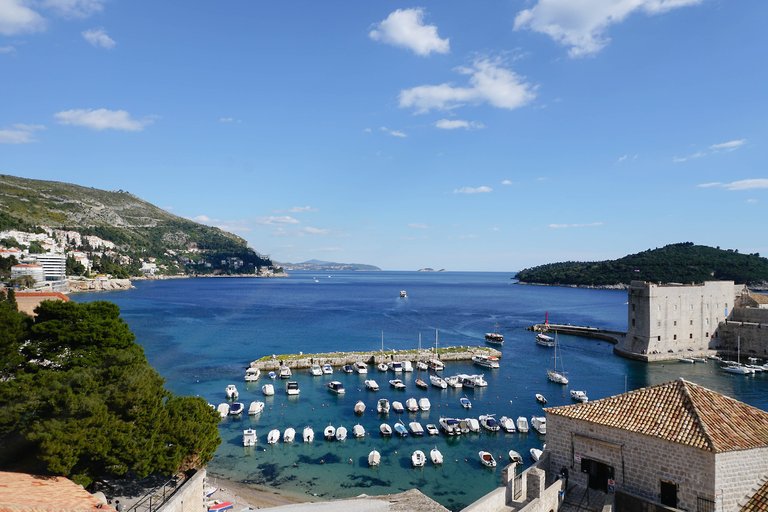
[
  {"left": 618, "top": 280, "right": 744, "bottom": 360},
  {"left": 33, "top": 253, "right": 67, "bottom": 281},
  {"left": 14, "top": 291, "right": 70, "bottom": 315},
  {"left": 0, "top": 471, "right": 115, "bottom": 511},
  {"left": 545, "top": 378, "right": 768, "bottom": 512},
  {"left": 10, "top": 263, "right": 45, "bottom": 284}
]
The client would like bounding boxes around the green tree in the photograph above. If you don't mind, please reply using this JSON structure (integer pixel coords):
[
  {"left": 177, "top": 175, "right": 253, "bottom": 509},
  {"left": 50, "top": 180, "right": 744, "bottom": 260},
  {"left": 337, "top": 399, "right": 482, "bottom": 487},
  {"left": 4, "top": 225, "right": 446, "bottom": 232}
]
[
  {"left": 28, "top": 241, "right": 45, "bottom": 254},
  {"left": 66, "top": 256, "right": 86, "bottom": 276}
]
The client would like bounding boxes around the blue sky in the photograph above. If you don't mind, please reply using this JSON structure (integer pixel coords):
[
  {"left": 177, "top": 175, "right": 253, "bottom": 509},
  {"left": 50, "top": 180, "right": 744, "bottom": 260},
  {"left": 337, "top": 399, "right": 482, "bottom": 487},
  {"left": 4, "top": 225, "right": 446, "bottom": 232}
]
[{"left": 1, "top": 1, "right": 766, "bottom": 271}]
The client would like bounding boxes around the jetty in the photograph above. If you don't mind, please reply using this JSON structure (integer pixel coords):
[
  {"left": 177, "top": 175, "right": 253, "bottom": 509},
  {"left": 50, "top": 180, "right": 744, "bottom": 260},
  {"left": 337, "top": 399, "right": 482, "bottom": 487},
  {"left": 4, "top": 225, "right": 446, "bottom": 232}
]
[
  {"left": 528, "top": 323, "right": 625, "bottom": 344},
  {"left": 249, "top": 345, "right": 502, "bottom": 371}
]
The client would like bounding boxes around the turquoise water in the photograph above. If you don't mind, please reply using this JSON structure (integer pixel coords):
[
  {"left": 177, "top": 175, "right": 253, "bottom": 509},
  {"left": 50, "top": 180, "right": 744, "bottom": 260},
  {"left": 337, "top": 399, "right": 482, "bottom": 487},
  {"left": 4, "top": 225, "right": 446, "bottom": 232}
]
[{"left": 73, "top": 272, "right": 768, "bottom": 510}]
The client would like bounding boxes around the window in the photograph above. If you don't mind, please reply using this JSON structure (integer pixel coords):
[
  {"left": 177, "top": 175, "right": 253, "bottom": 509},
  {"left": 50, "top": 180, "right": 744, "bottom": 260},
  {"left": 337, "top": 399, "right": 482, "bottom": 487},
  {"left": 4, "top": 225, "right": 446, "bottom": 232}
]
[
  {"left": 673, "top": 321, "right": 677, "bottom": 326},
  {"left": 690, "top": 320, "right": 693, "bottom": 326},
  {"left": 674, "top": 335, "right": 677, "bottom": 340},
  {"left": 660, "top": 480, "right": 678, "bottom": 508},
  {"left": 690, "top": 333, "right": 693, "bottom": 339},
  {"left": 632, "top": 319, "right": 636, "bottom": 327},
  {"left": 632, "top": 304, "right": 635, "bottom": 311},
  {"left": 657, "top": 336, "right": 661, "bottom": 341},
  {"left": 657, "top": 321, "right": 661, "bottom": 327}
]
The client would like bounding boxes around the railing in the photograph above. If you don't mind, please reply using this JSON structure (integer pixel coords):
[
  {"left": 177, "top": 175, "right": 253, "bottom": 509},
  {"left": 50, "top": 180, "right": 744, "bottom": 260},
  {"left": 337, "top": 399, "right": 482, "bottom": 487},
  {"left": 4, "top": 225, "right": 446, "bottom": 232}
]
[
  {"left": 513, "top": 473, "right": 523, "bottom": 500},
  {"left": 697, "top": 496, "right": 716, "bottom": 512},
  {"left": 126, "top": 474, "right": 185, "bottom": 512}
]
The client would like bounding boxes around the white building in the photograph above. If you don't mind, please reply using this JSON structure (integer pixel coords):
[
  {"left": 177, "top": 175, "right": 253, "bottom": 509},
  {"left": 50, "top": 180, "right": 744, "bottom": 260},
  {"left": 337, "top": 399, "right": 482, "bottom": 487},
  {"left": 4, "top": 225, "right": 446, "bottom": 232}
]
[
  {"left": 11, "top": 264, "right": 45, "bottom": 284},
  {"left": 33, "top": 253, "right": 67, "bottom": 281}
]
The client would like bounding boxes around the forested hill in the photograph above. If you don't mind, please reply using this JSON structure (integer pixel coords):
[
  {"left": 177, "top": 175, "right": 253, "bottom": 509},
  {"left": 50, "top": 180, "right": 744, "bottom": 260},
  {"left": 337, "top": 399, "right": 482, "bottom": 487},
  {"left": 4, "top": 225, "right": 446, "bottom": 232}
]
[{"left": 516, "top": 243, "right": 768, "bottom": 288}]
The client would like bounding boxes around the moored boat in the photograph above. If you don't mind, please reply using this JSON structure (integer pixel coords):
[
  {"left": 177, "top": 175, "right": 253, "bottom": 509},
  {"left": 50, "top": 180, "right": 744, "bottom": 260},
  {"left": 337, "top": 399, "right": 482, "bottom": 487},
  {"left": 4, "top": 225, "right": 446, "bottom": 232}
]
[
  {"left": 405, "top": 397, "right": 418, "bottom": 412},
  {"left": 531, "top": 415, "right": 547, "bottom": 434},
  {"left": 530, "top": 448, "right": 543, "bottom": 461},
  {"left": 415, "top": 378, "right": 428, "bottom": 389},
  {"left": 429, "top": 374, "right": 447, "bottom": 389},
  {"left": 365, "top": 379, "right": 380, "bottom": 391},
  {"left": 394, "top": 420, "right": 408, "bottom": 437},
  {"left": 536, "top": 332, "right": 555, "bottom": 347},
  {"left": 516, "top": 416, "right": 529, "bottom": 433},
  {"left": 262, "top": 383, "right": 275, "bottom": 396},
  {"left": 570, "top": 390, "right": 588, "bottom": 402},
  {"left": 242, "top": 428, "right": 257, "bottom": 446},
  {"left": 322, "top": 363, "right": 333, "bottom": 374},
  {"left": 244, "top": 367, "right": 260, "bottom": 382},
  {"left": 389, "top": 379, "right": 406, "bottom": 390},
  {"left": 380, "top": 423, "right": 392, "bottom": 436},
  {"left": 225, "top": 384, "right": 239, "bottom": 400},
  {"left": 267, "top": 429, "right": 280, "bottom": 444},
  {"left": 416, "top": 361, "right": 429, "bottom": 371},
  {"left": 283, "top": 427, "right": 296, "bottom": 443},
  {"left": 479, "top": 451, "right": 496, "bottom": 468},
  {"left": 418, "top": 397, "right": 431, "bottom": 411},
  {"left": 445, "top": 375, "right": 463, "bottom": 388},
  {"left": 354, "top": 361, "right": 368, "bottom": 374},
  {"left": 354, "top": 400, "right": 366, "bottom": 415},
  {"left": 509, "top": 450, "right": 522, "bottom": 463},
  {"left": 535, "top": 393, "right": 547, "bottom": 404},
  {"left": 342, "top": 364, "right": 354, "bottom": 374},
  {"left": 327, "top": 381, "right": 345, "bottom": 394},
  {"left": 499, "top": 416, "right": 516, "bottom": 433},
  {"left": 368, "top": 449, "right": 381, "bottom": 467},
  {"left": 409, "top": 421, "right": 424, "bottom": 436},
  {"left": 248, "top": 401, "right": 264, "bottom": 415},
  {"left": 216, "top": 403, "right": 229, "bottom": 418},
  {"left": 464, "top": 417, "right": 480, "bottom": 433},
  {"left": 403, "top": 360, "right": 413, "bottom": 372},
  {"left": 279, "top": 365, "right": 291, "bottom": 379},
  {"left": 411, "top": 450, "right": 426, "bottom": 467},
  {"left": 484, "top": 328, "right": 504, "bottom": 345},
  {"left": 335, "top": 426, "right": 347, "bottom": 441},
  {"left": 460, "top": 397, "right": 472, "bottom": 409},
  {"left": 472, "top": 354, "right": 500, "bottom": 369},
  {"left": 285, "top": 381, "right": 300, "bottom": 396},
  {"left": 479, "top": 414, "right": 500, "bottom": 432},
  {"left": 229, "top": 402, "right": 244, "bottom": 415},
  {"left": 353, "top": 424, "right": 366, "bottom": 438},
  {"left": 425, "top": 423, "right": 439, "bottom": 435},
  {"left": 388, "top": 361, "right": 404, "bottom": 373},
  {"left": 323, "top": 425, "right": 336, "bottom": 440},
  {"left": 377, "top": 398, "right": 390, "bottom": 414},
  {"left": 439, "top": 417, "right": 462, "bottom": 436},
  {"left": 377, "top": 362, "right": 388, "bottom": 372},
  {"left": 303, "top": 426, "right": 314, "bottom": 443},
  {"left": 309, "top": 364, "right": 323, "bottom": 376},
  {"left": 428, "top": 359, "right": 445, "bottom": 371},
  {"left": 392, "top": 401, "right": 404, "bottom": 413},
  {"left": 430, "top": 447, "right": 444, "bottom": 465}
]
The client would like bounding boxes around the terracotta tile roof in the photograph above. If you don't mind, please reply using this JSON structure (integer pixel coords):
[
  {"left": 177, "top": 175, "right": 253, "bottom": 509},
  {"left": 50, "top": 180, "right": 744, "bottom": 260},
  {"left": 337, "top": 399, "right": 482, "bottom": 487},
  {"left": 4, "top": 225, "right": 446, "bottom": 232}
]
[
  {"left": 741, "top": 477, "right": 768, "bottom": 512},
  {"left": 748, "top": 293, "right": 768, "bottom": 305},
  {"left": 0, "top": 471, "right": 116, "bottom": 512},
  {"left": 15, "top": 292, "right": 70, "bottom": 301},
  {"left": 546, "top": 378, "right": 768, "bottom": 453}
]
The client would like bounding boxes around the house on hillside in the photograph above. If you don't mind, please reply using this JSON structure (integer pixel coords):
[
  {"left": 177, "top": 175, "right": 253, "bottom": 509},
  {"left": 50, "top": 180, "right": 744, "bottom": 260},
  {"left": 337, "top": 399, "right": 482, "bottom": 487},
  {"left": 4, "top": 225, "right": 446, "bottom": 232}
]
[{"left": 545, "top": 378, "right": 768, "bottom": 511}]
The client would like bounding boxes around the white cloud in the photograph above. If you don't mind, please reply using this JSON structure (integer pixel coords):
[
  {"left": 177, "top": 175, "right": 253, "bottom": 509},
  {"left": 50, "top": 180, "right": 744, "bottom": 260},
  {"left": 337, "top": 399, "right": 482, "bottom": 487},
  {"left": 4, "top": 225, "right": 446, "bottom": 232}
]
[
  {"left": 0, "top": 45, "right": 16, "bottom": 54},
  {"left": 501, "top": 179, "right": 513, "bottom": 186},
  {"left": 514, "top": 0, "right": 702, "bottom": 58},
  {"left": 746, "top": 198, "right": 758, "bottom": 204},
  {"left": 42, "top": 0, "right": 104, "bottom": 18},
  {"left": 192, "top": 215, "right": 211, "bottom": 222},
  {"left": 697, "top": 179, "right": 768, "bottom": 191},
  {"left": 408, "top": 223, "right": 429, "bottom": 229},
  {"left": 710, "top": 139, "right": 745, "bottom": 151},
  {"left": 435, "top": 119, "right": 484, "bottom": 130},
  {"left": 673, "top": 151, "right": 706, "bottom": 163},
  {"left": 54, "top": 108, "right": 153, "bottom": 131},
  {"left": 302, "top": 226, "right": 330, "bottom": 235},
  {"left": 0, "top": 123, "right": 44, "bottom": 144},
  {"left": 369, "top": 8, "right": 449, "bottom": 57},
  {"left": 548, "top": 222, "right": 604, "bottom": 229},
  {"left": 399, "top": 57, "right": 536, "bottom": 113},
  {"left": 257, "top": 216, "right": 300, "bottom": 225},
  {"left": 380, "top": 126, "right": 407, "bottom": 138},
  {"left": 82, "top": 27, "right": 115, "bottom": 49},
  {"left": 0, "top": 0, "right": 46, "bottom": 35},
  {"left": 219, "top": 117, "right": 241, "bottom": 123},
  {"left": 454, "top": 186, "right": 492, "bottom": 194}
]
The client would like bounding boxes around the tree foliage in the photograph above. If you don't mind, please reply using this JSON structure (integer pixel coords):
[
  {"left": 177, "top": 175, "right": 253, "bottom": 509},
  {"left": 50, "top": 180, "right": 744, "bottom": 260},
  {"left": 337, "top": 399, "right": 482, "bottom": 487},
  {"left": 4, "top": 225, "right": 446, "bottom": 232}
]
[
  {"left": 0, "top": 300, "right": 220, "bottom": 486},
  {"left": 516, "top": 243, "right": 768, "bottom": 287}
]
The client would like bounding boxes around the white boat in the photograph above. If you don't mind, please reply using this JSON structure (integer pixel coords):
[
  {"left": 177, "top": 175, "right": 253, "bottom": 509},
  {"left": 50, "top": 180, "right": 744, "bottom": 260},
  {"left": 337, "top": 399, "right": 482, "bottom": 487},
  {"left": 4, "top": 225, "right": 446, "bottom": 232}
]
[
  {"left": 335, "top": 426, "right": 348, "bottom": 441},
  {"left": 429, "top": 374, "right": 447, "bottom": 389},
  {"left": 353, "top": 424, "right": 366, "bottom": 438},
  {"left": 380, "top": 423, "right": 392, "bottom": 436},
  {"left": 428, "top": 359, "right": 445, "bottom": 371},
  {"left": 243, "top": 428, "right": 257, "bottom": 446},
  {"left": 530, "top": 448, "right": 543, "bottom": 461},
  {"left": 460, "top": 374, "right": 488, "bottom": 388},
  {"left": 342, "top": 364, "right": 354, "bottom": 374},
  {"left": 479, "top": 451, "right": 496, "bottom": 468},
  {"left": 678, "top": 357, "right": 695, "bottom": 363},
  {"left": 365, "top": 379, "right": 380, "bottom": 391},
  {"left": 472, "top": 354, "right": 500, "bottom": 369},
  {"left": 465, "top": 417, "right": 480, "bottom": 433},
  {"left": 408, "top": 421, "right": 424, "bottom": 436},
  {"left": 225, "top": 384, "right": 239, "bottom": 400},
  {"left": 445, "top": 375, "right": 463, "bottom": 389},
  {"left": 354, "top": 361, "right": 368, "bottom": 374},
  {"left": 547, "top": 333, "right": 568, "bottom": 384},
  {"left": 323, "top": 425, "right": 336, "bottom": 440},
  {"left": 267, "top": 429, "right": 280, "bottom": 444},
  {"left": 439, "top": 417, "right": 462, "bottom": 436},
  {"left": 418, "top": 397, "right": 431, "bottom": 411},
  {"left": 229, "top": 402, "right": 244, "bottom": 415},
  {"left": 531, "top": 416, "right": 547, "bottom": 434},
  {"left": 368, "top": 449, "right": 381, "bottom": 467},
  {"left": 268, "top": 371, "right": 277, "bottom": 379},
  {"left": 285, "top": 381, "right": 300, "bottom": 396},
  {"left": 499, "top": 416, "right": 516, "bottom": 433},
  {"left": 536, "top": 332, "right": 555, "bottom": 347},
  {"left": 535, "top": 393, "right": 547, "bottom": 404},
  {"left": 400, "top": 290, "right": 407, "bottom": 298},
  {"left": 457, "top": 419, "right": 471, "bottom": 434},
  {"left": 516, "top": 416, "right": 529, "bottom": 433},
  {"left": 322, "top": 363, "right": 333, "bottom": 374},
  {"left": 283, "top": 427, "right": 295, "bottom": 443},
  {"left": 570, "top": 390, "right": 588, "bottom": 403},
  {"left": 509, "top": 450, "right": 522, "bottom": 463},
  {"left": 244, "top": 367, "right": 260, "bottom": 382},
  {"left": 416, "top": 361, "right": 429, "bottom": 371},
  {"left": 402, "top": 360, "right": 413, "bottom": 372},
  {"left": 392, "top": 401, "right": 404, "bottom": 413},
  {"left": 377, "top": 398, "right": 390, "bottom": 414},
  {"left": 430, "top": 447, "right": 444, "bottom": 465},
  {"left": 425, "top": 423, "right": 439, "bottom": 435},
  {"left": 354, "top": 400, "right": 366, "bottom": 415},
  {"left": 405, "top": 397, "right": 419, "bottom": 412},
  {"left": 262, "top": 383, "right": 275, "bottom": 396},
  {"left": 388, "top": 361, "right": 404, "bottom": 373},
  {"left": 479, "top": 414, "right": 500, "bottom": 432},
  {"left": 411, "top": 450, "right": 426, "bottom": 467},
  {"left": 327, "top": 381, "right": 345, "bottom": 394},
  {"left": 309, "top": 364, "right": 323, "bottom": 376},
  {"left": 216, "top": 403, "right": 229, "bottom": 418},
  {"left": 415, "top": 378, "right": 428, "bottom": 390},
  {"left": 484, "top": 325, "right": 504, "bottom": 345},
  {"left": 303, "top": 426, "right": 314, "bottom": 443},
  {"left": 279, "top": 366, "right": 292, "bottom": 379},
  {"left": 460, "top": 397, "right": 472, "bottom": 409},
  {"left": 377, "top": 362, "right": 388, "bottom": 372},
  {"left": 692, "top": 357, "right": 708, "bottom": 363},
  {"left": 389, "top": 379, "right": 406, "bottom": 390},
  {"left": 248, "top": 401, "right": 265, "bottom": 415},
  {"left": 722, "top": 363, "right": 753, "bottom": 375}
]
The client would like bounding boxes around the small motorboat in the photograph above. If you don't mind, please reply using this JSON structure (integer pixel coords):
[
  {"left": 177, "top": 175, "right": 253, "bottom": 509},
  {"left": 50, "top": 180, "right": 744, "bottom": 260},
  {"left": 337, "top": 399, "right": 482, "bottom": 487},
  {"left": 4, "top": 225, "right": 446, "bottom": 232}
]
[
  {"left": 400, "top": 290, "right": 407, "bottom": 298},
  {"left": 303, "top": 426, "right": 314, "bottom": 443},
  {"left": 335, "top": 426, "right": 348, "bottom": 441},
  {"left": 430, "top": 447, "right": 444, "bottom": 465},
  {"left": 516, "top": 416, "right": 529, "bottom": 433},
  {"left": 403, "top": 361, "right": 413, "bottom": 372},
  {"left": 283, "top": 427, "right": 296, "bottom": 443},
  {"left": 499, "top": 416, "right": 516, "bottom": 433},
  {"left": 429, "top": 359, "right": 445, "bottom": 371},
  {"left": 570, "top": 390, "right": 589, "bottom": 403},
  {"left": 445, "top": 375, "right": 462, "bottom": 389},
  {"left": 242, "top": 428, "right": 257, "bottom": 446},
  {"left": 531, "top": 416, "right": 547, "bottom": 434},
  {"left": 342, "top": 364, "right": 355, "bottom": 373},
  {"left": 439, "top": 417, "right": 462, "bottom": 436},
  {"left": 530, "top": 448, "right": 543, "bottom": 461},
  {"left": 464, "top": 417, "right": 480, "bottom": 433},
  {"left": 479, "top": 451, "right": 497, "bottom": 468},
  {"left": 354, "top": 361, "right": 368, "bottom": 374},
  {"left": 415, "top": 378, "right": 428, "bottom": 389},
  {"left": 225, "top": 384, "right": 239, "bottom": 400},
  {"left": 536, "top": 333, "right": 555, "bottom": 347},
  {"left": 416, "top": 361, "right": 429, "bottom": 371},
  {"left": 262, "top": 383, "right": 275, "bottom": 396},
  {"left": 353, "top": 424, "right": 366, "bottom": 438},
  {"left": 472, "top": 354, "right": 500, "bottom": 369},
  {"left": 268, "top": 371, "right": 277, "bottom": 379},
  {"left": 380, "top": 423, "right": 392, "bottom": 436},
  {"left": 392, "top": 401, "right": 404, "bottom": 413},
  {"left": 285, "top": 381, "right": 300, "bottom": 396},
  {"left": 411, "top": 449, "right": 426, "bottom": 467},
  {"left": 267, "top": 429, "right": 280, "bottom": 444},
  {"left": 368, "top": 449, "right": 381, "bottom": 467},
  {"left": 354, "top": 400, "right": 366, "bottom": 415},
  {"left": 460, "top": 397, "right": 472, "bottom": 409},
  {"left": 408, "top": 421, "right": 424, "bottom": 436},
  {"left": 484, "top": 331, "right": 504, "bottom": 345},
  {"left": 509, "top": 450, "right": 523, "bottom": 463},
  {"left": 309, "top": 364, "right": 323, "bottom": 376},
  {"left": 418, "top": 397, "right": 431, "bottom": 411},
  {"left": 405, "top": 397, "right": 419, "bottom": 412},
  {"left": 394, "top": 420, "right": 408, "bottom": 437},
  {"left": 678, "top": 357, "right": 695, "bottom": 364},
  {"left": 279, "top": 366, "right": 292, "bottom": 379},
  {"left": 228, "top": 402, "right": 244, "bottom": 415},
  {"left": 365, "top": 379, "right": 380, "bottom": 391},
  {"left": 425, "top": 423, "right": 439, "bottom": 435},
  {"left": 389, "top": 361, "right": 404, "bottom": 373},
  {"left": 535, "top": 393, "right": 547, "bottom": 404},
  {"left": 479, "top": 414, "right": 500, "bottom": 432},
  {"left": 244, "top": 367, "right": 260, "bottom": 382},
  {"left": 327, "top": 381, "right": 345, "bottom": 394},
  {"left": 377, "top": 362, "right": 388, "bottom": 372},
  {"left": 322, "top": 364, "right": 333, "bottom": 374},
  {"left": 248, "top": 401, "right": 265, "bottom": 415},
  {"left": 208, "top": 501, "right": 234, "bottom": 512},
  {"left": 323, "top": 425, "right": 336, "bottom": 440},
  {"left": 389, "top": 379, "right": 406, "bottom": 390},
  {"left": 377, "top": 398, "right": 390, "bottom": 414},
  {"left": 216, "top": 403, "right": 229, "bottom": 418},
  {"left": 430, "top": 374, "right": 448, "bottom": 389}
]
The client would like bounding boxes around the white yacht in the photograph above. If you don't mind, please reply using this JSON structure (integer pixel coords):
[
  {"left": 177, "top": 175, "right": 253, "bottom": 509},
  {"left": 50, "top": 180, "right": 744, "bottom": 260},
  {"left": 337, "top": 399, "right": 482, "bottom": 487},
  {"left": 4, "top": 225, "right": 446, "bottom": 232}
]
[
  {"left": 418, "top": 397, "right": 431, "bottom": 411},
  {"left": 285, "top": 381, "right": 300, "bottom": 396},
  {"left": 278, "top": 366, "right": 292, "bottom": 379},
  {"left": 499, "top": 416, "right": 516, "bottom": 433},
  {"left": 303, "top": 426, "right": 314, "bottom": 443},
  {"left": 570, "top": 390, "right": 589, "bottom": 402},
  {"left": 248, "top": 401, "right": 265, "bottom": 415},
  {"left": 216, "top": 403, "right": 229, "bottom": 418},
  {"left": 242, "top": 428, "right": 257, "bottom": 446},
  {"left": 472, "top": 354, "right": 500, "bottom": 369},
  {"left": 389, "top": 379, "right": 406, "bottom": 390},
  {"left": 261, "top": 383, "right": 275, "bottom": 396},
  {"left": 429, "top": 374, "right": 447, "bottom": 389},
  {"left": 309, "top": 364, "right": 323, "bottom": 376},
  {"left": 411, "top": 450, "right": 426, "bottom": 467},
  {"left": 225, "top": 384, "right": 239, "bottom": 400},
  {"left": 402, "top": 360, "right": 413, "bottom": 372},
  {"left": 327, "top": 381, "right": 345, "bottom": 394},
  {"left": 531, "top": 416, "right": 547, "bottom": 435},
  {"left": 516, "top": 416, "right": 529, "bottom": 433},
  {"left": 405, "top": 397, "right": 419, "bottom": 412},
  {"left": 244, "top": 367, "right": 260, "bottom": 382},
  {"left": 322, "top": 363, "right": 333, "bottom": 374},
  {"left": 377, "top": 398, "right": 390, "bottom": 414},
  {"left": 365, "top": 379, "right": 380, "bottom": 391},
  {"left": 354, "top": 361, "right": 368, "bottom": 374},
  {"left": 388, "top": 361, "right": 404, "bottom": 373}
]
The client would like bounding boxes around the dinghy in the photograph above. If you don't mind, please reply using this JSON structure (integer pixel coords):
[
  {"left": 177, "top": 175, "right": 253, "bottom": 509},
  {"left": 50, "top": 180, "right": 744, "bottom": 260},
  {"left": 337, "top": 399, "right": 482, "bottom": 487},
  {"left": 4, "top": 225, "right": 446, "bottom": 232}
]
[
  {"left": 411, "top": 450, "right": 426, "bottom": 467},
  {"left": 368, "top": 449, "right": 381, "bottom": 467},
  {"left": 479, "top": 451, "right": 497, "bottom": 468},
  {"left": 303, "top": 426, "right": 314, "bottom": 443},
  {"left": 430, "top": 447, "right": 444, "bottom": 465}
]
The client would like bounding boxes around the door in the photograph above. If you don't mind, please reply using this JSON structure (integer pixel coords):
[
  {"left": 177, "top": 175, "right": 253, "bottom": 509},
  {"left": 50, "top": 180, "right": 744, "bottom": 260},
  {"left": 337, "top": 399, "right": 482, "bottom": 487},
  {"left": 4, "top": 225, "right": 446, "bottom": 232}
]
[
  {"left": 660, "top": 480, "right": 677, "bottom": 508},
  {"left": 580, "top": 458, "right": 614, "bottom": 492}
]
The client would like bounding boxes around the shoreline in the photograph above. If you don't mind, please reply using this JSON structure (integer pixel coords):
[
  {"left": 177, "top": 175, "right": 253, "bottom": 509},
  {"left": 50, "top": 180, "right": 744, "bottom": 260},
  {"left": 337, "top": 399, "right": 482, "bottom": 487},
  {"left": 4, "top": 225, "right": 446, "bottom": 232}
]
[{"left": 206, "top": 472, "right": 314, "bottom": 509}]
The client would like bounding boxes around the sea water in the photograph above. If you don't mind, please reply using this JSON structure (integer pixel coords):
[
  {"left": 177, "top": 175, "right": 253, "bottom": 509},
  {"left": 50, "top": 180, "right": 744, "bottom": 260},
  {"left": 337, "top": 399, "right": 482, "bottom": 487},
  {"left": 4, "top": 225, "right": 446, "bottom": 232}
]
[{"left": 73, "top": 271, "right": 768, "bottom": 510}]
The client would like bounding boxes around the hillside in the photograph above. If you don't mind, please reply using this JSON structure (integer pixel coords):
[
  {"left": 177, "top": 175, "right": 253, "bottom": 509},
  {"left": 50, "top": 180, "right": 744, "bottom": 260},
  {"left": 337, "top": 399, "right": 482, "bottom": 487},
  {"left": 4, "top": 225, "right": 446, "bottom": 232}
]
[
  {"left": 279, "top": 259, "right": 381, "bottom": 271},
  {"left": 516, "top": 243, "right": 768, "bottom": 288},
  {"left": 0, "top": 174, "right": 275, "bottom": 276}
]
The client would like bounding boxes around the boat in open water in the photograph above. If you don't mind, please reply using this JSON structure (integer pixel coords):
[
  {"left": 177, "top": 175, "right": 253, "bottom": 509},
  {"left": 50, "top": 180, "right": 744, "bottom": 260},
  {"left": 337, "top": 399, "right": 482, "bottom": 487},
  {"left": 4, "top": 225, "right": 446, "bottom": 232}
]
[
  {"left": 479, "top": 451, "right": 496, "bottom": 468},
  {"left": 242, "top": 428, "right": 257, "bottom": 446}
]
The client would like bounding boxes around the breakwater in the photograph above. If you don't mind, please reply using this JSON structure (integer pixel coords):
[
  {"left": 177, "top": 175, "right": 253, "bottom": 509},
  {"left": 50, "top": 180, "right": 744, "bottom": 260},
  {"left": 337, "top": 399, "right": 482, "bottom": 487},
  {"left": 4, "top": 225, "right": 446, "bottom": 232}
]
[
  {"left": 249, "top": 345, "right": 502, "bottom": 371},
  {"left": 528, "top": 323, "right": 625, "bottom": 344}
]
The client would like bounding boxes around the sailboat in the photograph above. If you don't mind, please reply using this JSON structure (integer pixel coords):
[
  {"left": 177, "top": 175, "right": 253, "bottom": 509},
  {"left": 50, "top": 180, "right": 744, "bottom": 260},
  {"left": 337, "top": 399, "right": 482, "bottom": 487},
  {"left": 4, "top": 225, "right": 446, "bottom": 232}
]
[
  {"left": 547, "top": 333, "right": 568, "bottom": 384},
  {"left": 721, "top": 335, "right": 753, "bottom": 375}
]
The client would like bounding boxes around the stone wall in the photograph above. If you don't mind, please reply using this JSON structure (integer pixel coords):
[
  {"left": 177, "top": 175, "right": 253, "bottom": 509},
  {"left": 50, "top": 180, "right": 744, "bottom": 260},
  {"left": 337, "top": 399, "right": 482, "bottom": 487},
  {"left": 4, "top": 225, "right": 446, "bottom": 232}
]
[
  {"left": 714, "top": 322, "right": 768, "bottom": 359},
  {"left": 157, "top": 469, "right": 205, "bottom": 512},
  {"left": 715, "top": 448, "right": 768, "bottom": 512}
]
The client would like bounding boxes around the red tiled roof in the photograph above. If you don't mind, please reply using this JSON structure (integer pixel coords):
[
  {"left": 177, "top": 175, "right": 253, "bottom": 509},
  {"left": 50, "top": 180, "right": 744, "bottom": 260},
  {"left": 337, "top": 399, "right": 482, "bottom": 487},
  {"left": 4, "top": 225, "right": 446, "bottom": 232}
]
[
  {"left": 15, "top": 292, "right": 70, "bottom": 301},
  {"left": 748, "top": 293, "right": 768, "bottom": 305},
  {"left": 11, "top": 264, "right": 42, "bottom": 268},
  {"left": 547, "top": 378, "right": 768, "bottom": 453},
  {"left": 741, "top": 477, "right": 768, "bottom": 512},
  {"left": 0, "top": 471, "right": 115, "bottom": 512}
]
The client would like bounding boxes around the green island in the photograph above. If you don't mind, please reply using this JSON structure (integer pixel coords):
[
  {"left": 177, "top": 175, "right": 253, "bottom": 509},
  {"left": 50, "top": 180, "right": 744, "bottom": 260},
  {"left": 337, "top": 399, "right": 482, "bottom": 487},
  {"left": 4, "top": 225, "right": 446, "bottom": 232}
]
[{"left": 515, "top": 242, "right": 768, "bottom": 288}]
